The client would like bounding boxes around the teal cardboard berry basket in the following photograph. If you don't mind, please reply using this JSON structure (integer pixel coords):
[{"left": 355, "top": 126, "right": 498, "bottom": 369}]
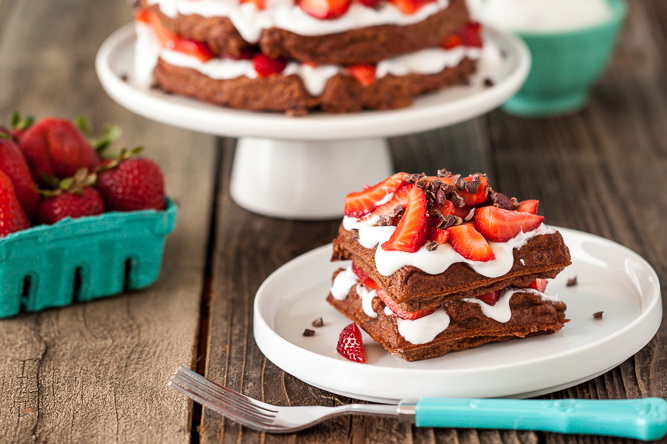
[{"left": 0, "top": 198, "right": 177, "bottom": 318}]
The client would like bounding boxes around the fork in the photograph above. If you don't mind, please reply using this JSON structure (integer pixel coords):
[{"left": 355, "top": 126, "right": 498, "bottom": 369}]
[{"left": 168, "top": 366, "right": 667, "bottom": 440}]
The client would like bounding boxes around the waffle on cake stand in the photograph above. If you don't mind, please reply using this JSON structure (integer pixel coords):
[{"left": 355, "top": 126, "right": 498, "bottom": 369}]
[{"left": 96, "top": 24, "right": 529, "bottom": 220}]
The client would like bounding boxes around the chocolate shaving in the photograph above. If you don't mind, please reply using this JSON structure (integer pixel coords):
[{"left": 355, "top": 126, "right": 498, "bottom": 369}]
[
  {"left": 312, "top": 317, "right": 324, "bottom": 328},
  {"left": 437, "top": 168, "right": 452, "bottom": 178},
  {"left": 464, "top": 207, "right": 476, "bottom": 222},
  {"left": 376, "top": 215, "right": 393, "bottom": 227},
  {"left": 436, "top": 188, "right": 447, "bottom": 207},
  {"left": 449, "top": 192, "right": 465, "bottom": 208},
  {"left": 425, "top": 241, "right": 439, "bottom": 252},
  {"left": 302, "top": 329, "right": 315, "bottom": 337},
  {"left": 351, "top": 229, "right": 360, "bottom": 240},
  {"left": 483, "top": 78, "right": 495, "bottom": 88},
  {"left": 592, "top": 311, "right": 603, "bottom": 320},
  {"left": 438, "top": 215, "right": 461, "bottom": 229},
  {"left": 405, "top": 173, "right": 425, "bottom": 184},
  {"left": 566, "top": 276, "right": 578, "bottom": 287},
  {"left": 492, "top": 192, "right": 514, "bottom": 211}
]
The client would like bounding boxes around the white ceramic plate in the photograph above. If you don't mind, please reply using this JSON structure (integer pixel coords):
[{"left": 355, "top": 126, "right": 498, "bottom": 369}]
[
  {"left": 96, "top": 23, "right": 530, "bottom": 140},
  {"left": 253, "top": 228, "right": 662, "bottom": 403}
]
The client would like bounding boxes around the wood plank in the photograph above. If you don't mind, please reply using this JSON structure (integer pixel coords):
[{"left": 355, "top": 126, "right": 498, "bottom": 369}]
[{"left": 0, "top": 0, "right": 216, "bottom": 442}]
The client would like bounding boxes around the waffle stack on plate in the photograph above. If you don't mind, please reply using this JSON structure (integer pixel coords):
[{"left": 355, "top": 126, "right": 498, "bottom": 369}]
[{"left": 327, "top": 170, "right": 571, "bottom": 361}]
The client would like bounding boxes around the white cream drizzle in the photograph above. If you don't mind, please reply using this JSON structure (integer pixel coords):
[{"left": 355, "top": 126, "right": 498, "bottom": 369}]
[
  {"left": 133, "top": 21, "right": 481, "bottom": 96},
  {"left": 342, "top": 216, "right": 555, "bottom": 277},
  {"left": 146, "top": 0, "right": 451, "bottom": 43},
  {"left": 328, "top": 264, "right": 562, "bottom": 345}
]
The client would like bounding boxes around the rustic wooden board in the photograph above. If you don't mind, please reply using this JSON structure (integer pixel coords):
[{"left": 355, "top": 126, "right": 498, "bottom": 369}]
[{"left": 0, "top": 0, "right": 215, "bottom": 442}]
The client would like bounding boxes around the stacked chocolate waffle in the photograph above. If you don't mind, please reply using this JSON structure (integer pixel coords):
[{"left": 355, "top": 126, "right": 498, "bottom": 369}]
[
  {"left": 133, "top": 0, "right": 483, "bottom": 115},
  {"left": 327, "top": 170, "right": 571, "bottom": 361}
]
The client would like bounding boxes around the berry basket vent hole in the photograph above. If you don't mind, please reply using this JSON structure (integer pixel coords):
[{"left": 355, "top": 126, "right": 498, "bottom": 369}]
[
  {"left": 124, "top": 257, "right": 136, "bottom": 291},
  {"left": 73, "top": 266, "right": 86, "bottom": 301},
  {"left": 20, "top": 274, "right": 35, "bottom": 307}
]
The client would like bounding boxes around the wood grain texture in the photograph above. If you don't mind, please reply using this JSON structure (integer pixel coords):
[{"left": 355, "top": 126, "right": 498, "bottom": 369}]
[{"left": 0, "top": 0, "right": 216, "bottom": 442}]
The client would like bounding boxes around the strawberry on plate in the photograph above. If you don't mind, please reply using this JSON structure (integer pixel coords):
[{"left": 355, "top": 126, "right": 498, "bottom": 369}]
[
  {"left": 0, "top": 170, "right": 31, "bottom": 237},
  {"left": 447, "top": 222, "right": 495, "bottom": 262},
  {"left": 528, "top": 278, "right": 548, "bottom": 292},
  {"left": 474, "top": 206, "right": 544, "bottom": 243},
  {"left": 336, "top": 323, "right": 366, "bottom": 363},
  {"left": 381, "top": 185, "right": 428, "bottom": 253},
  {"left": 344, "top": 172, "right": 406, "bottom": 218},
  {"left": 516, "top": 199, "right": 539, "bottom": 215}
]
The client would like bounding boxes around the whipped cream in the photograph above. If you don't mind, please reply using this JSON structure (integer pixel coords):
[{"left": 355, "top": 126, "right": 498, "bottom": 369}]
[
  {"left": 343, "top": 216, "right": 555, "bottom": 277},
  {"left": 395, "top": 310, "right": 451, "bottom": 344},
  {"left": 356, "top": 284, "right": 379, "bottom": 318},
  {"left": 134, "top": 21, "right": 481, "bottom": 96},
  {"left": 330, "top": 266, "right": 358, "bottom": 300},
  {"left": 146, "top": 0, "right": 450, "bottom": 43},
  {"left": 478, "top": 0, "right": 612, "bottom": 33}
]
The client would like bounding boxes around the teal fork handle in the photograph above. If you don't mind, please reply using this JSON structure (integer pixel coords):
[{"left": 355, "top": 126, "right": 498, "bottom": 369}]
[{"left": 414, "top": 397, "right": 667, "bottom": 441}]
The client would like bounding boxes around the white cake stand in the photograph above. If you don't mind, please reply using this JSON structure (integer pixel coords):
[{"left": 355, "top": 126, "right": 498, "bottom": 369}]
[{"left": 96, "top": 23, "right": 529, "bottom": 219}]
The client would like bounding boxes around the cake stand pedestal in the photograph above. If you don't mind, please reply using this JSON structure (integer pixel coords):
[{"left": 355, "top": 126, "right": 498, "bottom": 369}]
[{"left": 96, "top": 23, "right": 530, "bottom": 219}]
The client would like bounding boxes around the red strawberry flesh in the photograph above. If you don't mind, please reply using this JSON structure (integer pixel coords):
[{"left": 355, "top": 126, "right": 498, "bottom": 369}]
[
  {"left": 447, "top": 223, "right": 495, "bottom": 262},
  {"left": 376, "top": 289, "right": 437, "bottom": 320},
  {"left": 0, "top": 170, "right": 30, "bottom": 237},
  {"left": 344, "top": 172, "right": 406, "bottom": 217},
  {"left": 381, "top": 186, "right": 428, "bottom": 253},
  {"left": 474, "top": 206, "right": 544, "bottom": 243},
  {"left": 298, "top": 0, "right": 351, "bottom": 19},
  {"left": 336, "top": 323, "right": 366, "bottom": 363}
]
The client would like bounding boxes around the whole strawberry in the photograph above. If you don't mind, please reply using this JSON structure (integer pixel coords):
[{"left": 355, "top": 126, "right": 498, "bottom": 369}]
[
  {"left": 38, "top": 169, "right": 105, "bottom": 225},
  {"left": 19, "top": 117, "right": 100, "bottom": 185},
  {"left": 0, "top": 130, "right": 40, "bottom": 221},
  {"left": 97, "top": 149, "right": 165, "bottom": 212},
  {"left": 0, "top": 170, "right": 31, "bottom": 237}
]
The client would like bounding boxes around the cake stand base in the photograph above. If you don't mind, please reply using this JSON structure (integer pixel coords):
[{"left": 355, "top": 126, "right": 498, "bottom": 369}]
[{"left": 229, "top": 137, "right": 392, "bottom": 220}]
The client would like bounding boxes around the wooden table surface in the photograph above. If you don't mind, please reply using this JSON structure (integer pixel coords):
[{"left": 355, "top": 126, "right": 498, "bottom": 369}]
[{"left": 1, "top": 0, "right": 666, "bottom": 442}]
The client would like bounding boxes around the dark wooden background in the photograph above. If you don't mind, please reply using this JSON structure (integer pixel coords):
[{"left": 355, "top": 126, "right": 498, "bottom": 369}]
[{"left": 0, "top": 0, "right": 665, "bottom": 442}]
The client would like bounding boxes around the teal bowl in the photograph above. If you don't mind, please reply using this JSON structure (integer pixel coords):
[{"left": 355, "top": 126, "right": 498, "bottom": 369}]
[{"left": 502, "top": 0, "right": 627, "bottom": 117}]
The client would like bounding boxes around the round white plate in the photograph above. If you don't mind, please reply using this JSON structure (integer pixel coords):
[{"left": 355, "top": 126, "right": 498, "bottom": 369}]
[
  {"left": 95, "top": 23, "right": 529, "bottom": 141},
  {"left": 253, "top": 228, "right": 662, "bottom": 403}
]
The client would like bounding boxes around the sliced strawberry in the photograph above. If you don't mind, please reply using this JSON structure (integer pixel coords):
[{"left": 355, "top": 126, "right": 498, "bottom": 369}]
[
  {"left": 253, "top": 54, "right": 287, "bottom": 77},
  {"left": 428, "top": 226, "right": 449, "bottom": 244},
  {"left": 347, "top": 65, "right": 376, "bottom": 87},
  {"left": 381, "top": 186, "right": 428, "bottom": 253},
  {"left": 477, "top": 290, "right": 500, "bottom": 305},
  {"left": 376, "top": 289, "right": 437, "bottom": 320},
  {"left": 344, "top": 172, "right": 406, "bottom": 217},
  {"left": 297, "top": 0, "right": 351, "bottom": 19},
  {"left": 460, "top": 21, "right": 483, "bottom": 48},
  {"left": 336, "top": 323, "right": 366, "bottom": 363},
  {"left": 240, "top": 0, "right": 267, "bottom": 9},
  {"left": 388, "top": 0, "right": 435, "bottom": 14},
  {"left": 351, "top": 263, "right": 375, "bottom": 288},
  {"left": 474, "top": 206, "right": 544, "bottom": 242},
  {"left": 134, "top": 8, "right": 152, "bottom": 24},
  {"left": 440, "top": 174, "right": 489, "bottom": 206},
  {"left": 359, "top": 183, "right": 411, "bottom": 223},
  {"left": 143, "top": 9, "right": 214, "bottom": 62},
  {"left": 357, "top": 0, "right": 380, "bottom": 7},
  {"left": 447, "top": 223, "right": 495, "bottom": 262},
  {"left": 528, "top": 279, "right": 548, "bottom": 292},
  {"left": 439, "top": 34, "right": 462, "bottom": 50},
  {"left": 516, "top": 199, "right": 539, "bottom": 215}
]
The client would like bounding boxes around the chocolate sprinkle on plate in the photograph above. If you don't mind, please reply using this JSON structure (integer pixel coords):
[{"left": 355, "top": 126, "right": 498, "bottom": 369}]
[
  {"left": 567, "top": 277, "right": 578, "bottom": 287},
  {"left": 593, "top": 311, "right": 604, "bottom": 320},
  {"left": 312, "top": 317, "right": 324, "bottom": 328},
  {"left": 303, "top": 329, "right": 315, "bottom": 337}
]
